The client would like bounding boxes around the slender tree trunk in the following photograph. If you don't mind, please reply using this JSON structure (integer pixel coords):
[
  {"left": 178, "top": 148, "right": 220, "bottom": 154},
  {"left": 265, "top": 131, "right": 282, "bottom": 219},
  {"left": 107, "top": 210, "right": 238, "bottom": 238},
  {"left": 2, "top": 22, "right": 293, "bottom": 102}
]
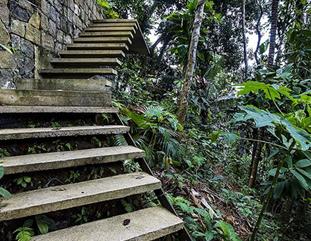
[
  {"left": 254, "top": 0, "right": 263, "bottom": 65},
  {"left": 249, "top": 129, "right": 264, "bottom": 187},
  {"left": 177, "top": 0, "right": 205, "bottom": 125},
  {"left": 250, "top": 1, "right": 281, "bottom": 238},
  {"left": 250, "top": 158, "right": 285, "bottom": 241},
  {"left": 248, "top": 0, "right": 280, "bottom": 189},
  {"left": 242, "top": 0, "right": 248, "bottom": 79},
  {"left": 267, "top": 0, "right": 279, "bottom": 67}
]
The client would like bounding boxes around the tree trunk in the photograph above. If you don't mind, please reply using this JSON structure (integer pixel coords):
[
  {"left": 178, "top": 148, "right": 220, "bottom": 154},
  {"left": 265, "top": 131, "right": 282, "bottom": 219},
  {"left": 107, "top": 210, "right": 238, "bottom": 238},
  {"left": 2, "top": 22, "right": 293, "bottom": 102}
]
[
  {"left": 248, "top": 0, "right": 280, "bottom": 188},
  {"left": 254, "top": 0, "right": 263, "bottom": 65},
  {"left": 177, "top": 0, "right": 205, "bottom": 125},
  {"left": 242, "top": 0, "right": 248, "bottom": 79},
  {"left": 249, "top": 129, "right": 264, "bottom": 187},
  {"left": 267, "top": 0, "right": 279, "bottom": 67}
]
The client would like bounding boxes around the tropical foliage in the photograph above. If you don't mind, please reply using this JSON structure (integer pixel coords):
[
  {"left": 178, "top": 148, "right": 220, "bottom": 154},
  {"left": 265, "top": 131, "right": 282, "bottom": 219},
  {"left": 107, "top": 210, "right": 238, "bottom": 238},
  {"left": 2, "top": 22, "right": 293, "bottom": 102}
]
[{"left": 108, "top": 0, "right": 311, "bottom": 240}]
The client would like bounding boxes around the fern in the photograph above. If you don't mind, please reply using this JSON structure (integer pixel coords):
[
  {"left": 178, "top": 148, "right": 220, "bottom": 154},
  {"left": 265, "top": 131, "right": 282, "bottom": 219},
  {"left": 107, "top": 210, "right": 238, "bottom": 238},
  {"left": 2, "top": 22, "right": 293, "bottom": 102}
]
[
  {"left": 113, "top": 135, "right": 127, "bottom": 146},
  {"left": 14, "top": 227, "right": 34, "bottom": 241}
]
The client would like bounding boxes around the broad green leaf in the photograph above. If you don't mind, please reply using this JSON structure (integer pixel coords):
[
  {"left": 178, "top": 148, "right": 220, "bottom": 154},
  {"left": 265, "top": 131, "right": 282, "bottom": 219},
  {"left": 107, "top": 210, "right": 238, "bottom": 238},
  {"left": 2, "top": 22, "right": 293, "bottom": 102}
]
[
  {"left": 236, "top": 81, "right": 292, "bottom": 101},
  {"left": 286, "top": 157, "right": 293, "bottom": 168},
  {"left": 236, "top": 106, "right": 311, "bottom": 150},
  {"left": 283, "top": 120, "right": 311, "bottom": 151},
  {"left": 290, "top": 169, "right": 309, "bottom": 190},
  {"left": 296, "top": 168, "right": 311, "bottom": 181},
  {"left": 24, "top": 176, "right": 31, "bottom": 183},
  {"left": 0, "top": 187, "right": 11, "bottom": 198},
  {"left": 35, "top": 215, "right": 50, "bottom": 234},
  {"left": 236, "top": 106, "right": 276, "bottom": 128},
  {"left": 303, "top": 151, "right": 311, "bottom": 160},
  {"left": 295, "top": 159, "right": 311, "bottom": 168}
]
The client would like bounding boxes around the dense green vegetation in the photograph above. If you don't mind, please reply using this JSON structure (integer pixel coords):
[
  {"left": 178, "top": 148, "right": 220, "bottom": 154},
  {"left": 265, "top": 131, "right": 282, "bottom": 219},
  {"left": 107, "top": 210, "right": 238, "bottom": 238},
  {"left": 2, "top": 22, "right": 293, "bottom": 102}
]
[
  {"left": 0, "top": 0, "right": 309, "bottom": 240},
  {"left": 105, "top": 0, "right": 311, "bottom": 240}
]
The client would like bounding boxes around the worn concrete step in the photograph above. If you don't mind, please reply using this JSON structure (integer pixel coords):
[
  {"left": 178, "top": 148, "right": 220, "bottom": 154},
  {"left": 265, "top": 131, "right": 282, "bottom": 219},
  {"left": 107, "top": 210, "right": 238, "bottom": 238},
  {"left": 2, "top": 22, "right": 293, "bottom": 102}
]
[
  {"left": 0, "top": 106, "right": 117, "bottom": 114},
  {"left": 89, "top": 22, "right": 138, "bottom": 28},
  {"left": 0, "top": 89, "right": 111, "bottom": 107},
  {"left": 93, "top": 19, "right": 138, "bottom": 23},
  {"left": 0, "top": 172, "right": 161, "bottom": 221},
  {"left": 3, "top": 146, "right": 144, "bottom": 175},
  {"left": 16, "top": 78, "right": 112, "bottom": 91},
  {"left": 67, "top": 43, "right": 128, "bottom": 51},
  {"left": 50, "top": 58, "right": 122, "bottom": 68},
  {"left": 40, "top": 68, "right": 117, "bottom": 79},
  {"left": 80, "top": 31, "right": 134, "bottom": 39},
  {"left": 59, "top": 50, "right": 125, "bottom": 58},
  {"left": 79, "top": 31, "right": 134, "bottom": 39},
  {"left": 84, "top": 27, "right": 136, "bottom": 33},
  {"left": 32, "top": 207, "right": 184, "bottom": 241},
  {"left": 0, "top": 125, "right": 129, "bottom": 140},
  {"left": 74, "top": 37, "right": 132, "bottom": 44}
]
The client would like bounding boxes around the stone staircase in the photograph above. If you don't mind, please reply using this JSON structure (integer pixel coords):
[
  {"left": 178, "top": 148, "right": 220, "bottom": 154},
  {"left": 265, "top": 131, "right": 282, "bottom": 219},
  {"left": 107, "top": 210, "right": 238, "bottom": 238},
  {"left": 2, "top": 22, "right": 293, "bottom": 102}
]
[{"left": 0, "top": 19, "right": 191, "bottom": 240}]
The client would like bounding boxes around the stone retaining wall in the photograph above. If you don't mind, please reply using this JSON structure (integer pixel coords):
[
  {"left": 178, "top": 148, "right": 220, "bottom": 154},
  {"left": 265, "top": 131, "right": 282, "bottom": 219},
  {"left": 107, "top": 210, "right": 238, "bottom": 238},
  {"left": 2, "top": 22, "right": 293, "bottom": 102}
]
[{"left": 0, "top": 0, "right": 103, "bottom": 88}]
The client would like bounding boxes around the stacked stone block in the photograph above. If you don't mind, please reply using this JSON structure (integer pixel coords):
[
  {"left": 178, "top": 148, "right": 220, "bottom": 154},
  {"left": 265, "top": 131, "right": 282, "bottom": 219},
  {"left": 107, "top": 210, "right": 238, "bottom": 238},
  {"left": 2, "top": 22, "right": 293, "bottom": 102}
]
[{"left": 0, "top": 0, "right": 103, "bottom": 88}]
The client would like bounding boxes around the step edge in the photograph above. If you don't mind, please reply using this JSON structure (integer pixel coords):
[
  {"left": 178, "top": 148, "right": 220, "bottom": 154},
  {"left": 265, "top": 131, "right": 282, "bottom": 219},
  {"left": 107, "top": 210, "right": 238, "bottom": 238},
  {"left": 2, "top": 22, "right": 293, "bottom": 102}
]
[
  {"left": 0, "top": 173, "right": 161, "bottom": 221},
  {"left": 3, "top": 146, "right": 144, "bottom": 175},
  {"left": 32, "top": 207, "right": 183, "bottom": 241},
  {"left": 0, "top": 106, "right": 118, "bottom": 114},
  {"left": 0, "top": 125, "right": 130, "bottom": 141}
]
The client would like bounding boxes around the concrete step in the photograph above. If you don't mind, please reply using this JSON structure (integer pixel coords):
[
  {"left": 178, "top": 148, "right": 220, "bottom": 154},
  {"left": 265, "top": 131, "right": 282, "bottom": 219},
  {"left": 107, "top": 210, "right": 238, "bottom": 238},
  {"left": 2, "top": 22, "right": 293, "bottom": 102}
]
[
  {"left": 67, "top": 43, "right": 128, "bottom": 51},
  {"left": 59, "top": 50, "right": 125, "bottom": 58},
  {"left": 93, "top": 19, "right": 138, "bottom": 23},
  {"left": 32, "top": 207, "right": 184, "bottom": 241},
  {"left": 79, "top": 31, "right": 134, "bottom": 39},
  {"left": 0, "top": 89, "right": 111, "bottom": 107},
  {"left": 74, "top": 37, "right": 131, "bottom": 44},
  {"left": 84, "top": 27, "right": 136, "bottom": 33},
  {"left": 0, "top": 125, "right": 129, "bottom": 140},
  {"left": 80, "top": 31, "right": 134, "bottom": 38},
  {"left": 3, "top": 146, "right": 144, "bottom": 175},
  {"left": 0, "top": 172, "right": 161, "bottom": 221},
  {"left": 50, "top": 58, "right": 122, "bottom": 68},
  {"left": 89, "top": 22, "right": 138, "bottom": 28},
  {"left": 0, "top": 106, "right": 117, "bottom": 114},
  {"left": 40, "top": 68, "right": 117, "bottom": 79},
  {"left": 16, "top": 78, "right": 112, "bottom": 91}
]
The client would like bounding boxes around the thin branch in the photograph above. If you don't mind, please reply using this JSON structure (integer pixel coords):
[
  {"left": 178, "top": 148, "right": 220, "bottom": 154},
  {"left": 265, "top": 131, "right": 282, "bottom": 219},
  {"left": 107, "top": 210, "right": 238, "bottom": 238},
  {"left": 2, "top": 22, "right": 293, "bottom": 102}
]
[{"left": 239, "top": 137, "right": 289, "bottom": 151}]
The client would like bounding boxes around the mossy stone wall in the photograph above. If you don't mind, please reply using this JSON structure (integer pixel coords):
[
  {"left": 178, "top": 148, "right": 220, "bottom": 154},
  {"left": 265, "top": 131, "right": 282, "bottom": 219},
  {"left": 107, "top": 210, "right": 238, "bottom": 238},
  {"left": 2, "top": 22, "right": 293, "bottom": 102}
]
[{"left": 0, "top": 0, "right": 103, "bottom": 88}]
